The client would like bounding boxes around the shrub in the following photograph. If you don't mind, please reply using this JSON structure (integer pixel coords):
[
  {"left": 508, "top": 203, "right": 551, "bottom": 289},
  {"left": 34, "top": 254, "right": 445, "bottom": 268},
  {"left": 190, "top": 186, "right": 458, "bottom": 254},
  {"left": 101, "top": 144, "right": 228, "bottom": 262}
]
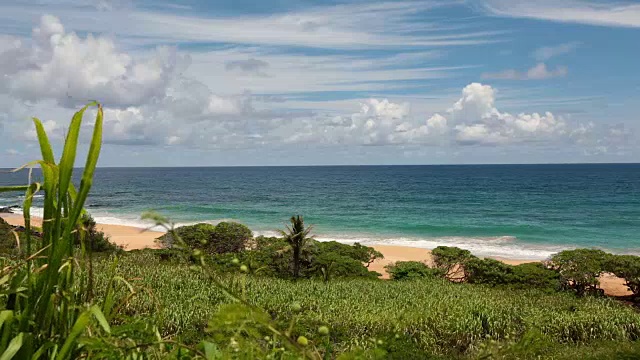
[
  {"left": 75, "top": 213, "right": 121, "bottom": 253},
  {"left": 385, "top": 261, "right": 436, "bottom": 280},
  {"left": 465, "top": 258, "right": 513, "bottom": 285},
  {"left": 210, "top": 221, "right": 253, "bottom": 254},
  {"left": 312, "top": 251, "right": 380, "bottom": 281},
  {"left": 431, "top": 246, "right": 476, "bottom": 281},
  {"left": 157, "top": 221, "right": 252, "bottom": 255},
  {"left": 511, "top": 262, "right": 561, "bottom": 291},
  {"left": 316, "top": 241, "right": 383, "bottom": 266},
  {"left": 606, "top": 254, "right": 640, "bottom": 297},
  {"left": 156, "top": 222, "right": 215, "bottom": 248},
  {"left": 547, "top": 249, "right": 609, "bottom": 296}
]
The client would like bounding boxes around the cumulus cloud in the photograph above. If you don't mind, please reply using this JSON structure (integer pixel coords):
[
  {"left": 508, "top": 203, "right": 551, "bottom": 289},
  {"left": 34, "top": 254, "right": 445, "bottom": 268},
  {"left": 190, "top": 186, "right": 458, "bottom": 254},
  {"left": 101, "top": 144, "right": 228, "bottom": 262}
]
[
  {"left": 0, "top": 15, "right": 187, "bottom": 108},
  {"left": 428, "top": 83, "right": 569, "bottom": 145},
  {"left": 482, "top": 63, "right": 567, "bottom": 80},
  {"left": 532, "top": 41, "right": 580, "bottom": 61}
]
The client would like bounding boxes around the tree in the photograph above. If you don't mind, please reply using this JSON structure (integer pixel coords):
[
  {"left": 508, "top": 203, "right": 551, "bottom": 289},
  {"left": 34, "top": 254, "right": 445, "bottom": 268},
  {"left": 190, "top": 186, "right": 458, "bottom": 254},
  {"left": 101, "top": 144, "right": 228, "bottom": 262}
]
[
  {"left": 431, "top": 246, "right": 476, "bottom": 281},
  {"left": 546, "top": 249, "right": 608, "bottom": 296},
  {"left": 606, "top": 254, "right": 640, "bottom": 298},
  {"left": 211, "top": 222, "right": 253, "bottom": 254},
  {"left": 278, "top": 215, "right": 314, "bottom": 279}
]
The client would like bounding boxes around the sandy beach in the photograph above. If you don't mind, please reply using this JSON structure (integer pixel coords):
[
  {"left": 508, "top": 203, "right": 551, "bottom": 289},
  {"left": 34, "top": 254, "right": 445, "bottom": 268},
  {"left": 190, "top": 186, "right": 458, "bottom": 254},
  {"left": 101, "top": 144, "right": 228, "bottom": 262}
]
[{"left": 1, "top": 213, "right": 630, "bottom": 296}]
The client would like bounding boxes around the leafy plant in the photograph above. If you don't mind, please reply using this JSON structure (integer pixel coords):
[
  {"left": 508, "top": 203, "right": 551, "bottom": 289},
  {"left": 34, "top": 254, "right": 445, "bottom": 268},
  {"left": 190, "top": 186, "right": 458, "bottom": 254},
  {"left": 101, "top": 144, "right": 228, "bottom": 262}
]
[
  {"left": 0, "top": 103, "right": 111, "bottom": 359},
  {"left": 385, "top": 261, "right": 436, "bottom": 280},
  {"left": 278, "top": 215, "right": 314, "bottom": 279},
  {"left": 606, "top": 254, "right": 640, "bottom": 298},
  {"left": 547, "top": 249, "right": 609, "bottom": 296},
  {"left": 431, "top": 246, "right": 476, "bottom": 281}
]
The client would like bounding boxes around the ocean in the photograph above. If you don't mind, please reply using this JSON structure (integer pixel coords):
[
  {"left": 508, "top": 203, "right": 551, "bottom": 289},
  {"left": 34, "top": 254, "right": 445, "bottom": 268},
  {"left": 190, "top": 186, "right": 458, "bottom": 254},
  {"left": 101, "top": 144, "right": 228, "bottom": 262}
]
[{"left": 1, "top": 164, "right": 639, "bottom": 259}]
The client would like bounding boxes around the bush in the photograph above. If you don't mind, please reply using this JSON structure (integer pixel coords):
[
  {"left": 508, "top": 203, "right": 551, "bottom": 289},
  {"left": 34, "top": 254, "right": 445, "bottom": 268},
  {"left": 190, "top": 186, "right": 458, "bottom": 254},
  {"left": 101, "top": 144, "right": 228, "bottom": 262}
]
[
  {"left": 316, "top": 241, "right": 383, "bottom": 266},
  {"left": 385, "top": 261, "right": 436, "bottom": 280},
  {"left": 157, "top": 223, "right": 216, "bottom": 248},
  {"left": 547, "top": 249, "right": 609, "bottom": 296},
  {"left": 606, "top": 254, "right": 640, "bottom": 297},
  {"left": 312, "top": 251, "right": 380, "bottom": 281},
  {"left": 463, "top": 259, "right": 560, "bottom": 291},
  {"left": 511, "top": 262, "right": 561, "bottom": 291},
  {"left": 210, "top": 222, "right": 253, "bottom": 254},
  {"left": 158, "top": 221, "right": 252, "bottom": 255},
  {"left": 465, "top": 258, "right": 513, "bottom": 285},
  {"left": 75, "top": 213, "right": 122, "bottom": 253},
  {"left": 431, "top": 246, "right": 476, "bottom": 281}
]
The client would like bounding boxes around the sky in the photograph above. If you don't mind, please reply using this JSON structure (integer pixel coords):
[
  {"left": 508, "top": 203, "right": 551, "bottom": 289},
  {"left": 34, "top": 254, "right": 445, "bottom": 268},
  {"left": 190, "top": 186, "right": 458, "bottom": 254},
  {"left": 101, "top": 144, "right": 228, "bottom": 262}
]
[{"left": 0, "top": 0, "right": 638, "bottom": 167}]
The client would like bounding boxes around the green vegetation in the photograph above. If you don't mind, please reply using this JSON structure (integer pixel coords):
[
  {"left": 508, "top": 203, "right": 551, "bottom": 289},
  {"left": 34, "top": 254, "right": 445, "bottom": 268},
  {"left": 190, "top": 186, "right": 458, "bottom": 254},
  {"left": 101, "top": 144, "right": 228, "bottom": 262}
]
[
  {"left": 385, "top": 261, "right": 435, "bottom": 280},
  {"left": 547, "top": 249, "right": 610, "bottom": 296},
  {"left": 278, "top": 215, "right": 314, "bottom": 279},
  {"left": 3, "top": 103, "right": 640, "bottom": 358},
  {"left": 157, "top": 221, "right": 252, "bottom": 254},
  {"left": 607, "top": 255, "right": 640, "bottom": 298}
]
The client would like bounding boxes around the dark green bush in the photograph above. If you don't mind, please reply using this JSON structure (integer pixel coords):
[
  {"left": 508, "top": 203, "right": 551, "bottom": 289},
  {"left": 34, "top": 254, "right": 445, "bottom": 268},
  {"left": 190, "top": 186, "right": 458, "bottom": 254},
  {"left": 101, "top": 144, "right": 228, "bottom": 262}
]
[
  {"left": 210, "top": 221, "right": 253, "bottom": 254},
  {"left": 75, "top": 213, "right": 122, "bottom": 253},
  {"left": 431, "top": 246, "right": 476, "bottom": 281},
  {"left": 158, "top": 222, "right": 252, "bottom": 255},
  {"left": 385, "top": 261, "right": 436, "bottom": 280},
  {"left": 157, "top": 223, "right": 215, "bottom": 248},
  {"left": 312, "top": 251, "right": 380, "bottom": 281},
  {"left": 316, "top": 241, "right": 383, "bottom": 266},
  {"left": 464, "top": 259, "right": 560, "bottom": 291},
  {"left": 511, "top": 262, "right": 561, "bottom": 291},
  {"left": 606, "top": 254, "right": 640, "bottom": 297},
  {"left": 547, "top": 249, "right": 609, "bottom": 296},
  {"left": 465, "top": 258, "right": 513, "bottom": 285}
]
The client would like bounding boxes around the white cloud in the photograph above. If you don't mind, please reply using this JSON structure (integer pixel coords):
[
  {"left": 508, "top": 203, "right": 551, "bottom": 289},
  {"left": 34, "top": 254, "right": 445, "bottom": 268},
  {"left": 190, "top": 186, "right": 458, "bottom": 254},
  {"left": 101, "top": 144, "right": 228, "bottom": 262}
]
[
  {"left": 479, "top": 0, "right": 640, "bottom": 28},
  {"left": 532, "top": 41, "right": 581, "bottom": 61},
  {"left": 482, "top": 63, "right": 567, "bottom": 80},
  {"left": 429, "top": 83, "right": 569, "bottom": 145},
  {"left": 5, "top": 149, "right": 19, "bottom": 155},
  {"left": 0, "top": 15, "right": 186, "bottom": 108},
  {"left": 0, "top": 1, "right": 504, "bottom": 50}
]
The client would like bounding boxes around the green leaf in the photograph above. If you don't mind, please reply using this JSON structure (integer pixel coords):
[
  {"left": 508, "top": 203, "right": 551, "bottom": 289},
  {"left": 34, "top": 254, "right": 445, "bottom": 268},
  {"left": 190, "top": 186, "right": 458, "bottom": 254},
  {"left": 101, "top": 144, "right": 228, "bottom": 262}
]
[
  {"left": 88, "top": 305, "right": 110, "bottom": 334},
  {"left": 56, "top": 309, "right": 91, "bottom": 360},
  {"left": 0, "top": 186, "right": 29, "bottom": 193},
  {"left": 32, "top": 118, "right": 55, "bottom": 164},
  {"left": 67, "top": 104, "right": 102, "bottom": 228},
  {"left": 0, "top": 333, "right": 24, "bottom": 360}
]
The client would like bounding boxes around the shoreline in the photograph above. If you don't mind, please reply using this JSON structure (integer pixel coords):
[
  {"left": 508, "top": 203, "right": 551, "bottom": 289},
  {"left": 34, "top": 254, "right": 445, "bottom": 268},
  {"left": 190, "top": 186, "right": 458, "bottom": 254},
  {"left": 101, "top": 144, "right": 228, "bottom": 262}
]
[{"left": 1, "top": 213, "right": 630, "bottom": 296}]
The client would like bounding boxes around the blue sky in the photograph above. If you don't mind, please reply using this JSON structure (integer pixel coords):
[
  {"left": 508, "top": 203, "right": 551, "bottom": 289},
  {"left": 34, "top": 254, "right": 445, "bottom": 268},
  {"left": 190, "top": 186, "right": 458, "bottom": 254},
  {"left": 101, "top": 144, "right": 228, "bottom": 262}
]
[{"left": 0, "top": 0, "right": 638, "bottom": 166}]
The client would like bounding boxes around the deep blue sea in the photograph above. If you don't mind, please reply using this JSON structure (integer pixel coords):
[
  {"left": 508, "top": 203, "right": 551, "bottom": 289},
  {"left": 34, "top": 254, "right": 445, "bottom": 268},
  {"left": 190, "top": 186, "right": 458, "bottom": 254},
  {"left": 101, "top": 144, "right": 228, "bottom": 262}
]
[{"left": 2, "top": 164, "right": 639, "bottom": 259}]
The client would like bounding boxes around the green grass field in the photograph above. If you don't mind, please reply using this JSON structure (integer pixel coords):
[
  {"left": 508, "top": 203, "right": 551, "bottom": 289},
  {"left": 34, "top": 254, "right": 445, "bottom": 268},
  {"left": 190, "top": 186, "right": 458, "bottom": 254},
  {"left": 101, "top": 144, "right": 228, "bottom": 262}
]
[{"left": 93, "top": 250, "right": 640, "bottom": 359}]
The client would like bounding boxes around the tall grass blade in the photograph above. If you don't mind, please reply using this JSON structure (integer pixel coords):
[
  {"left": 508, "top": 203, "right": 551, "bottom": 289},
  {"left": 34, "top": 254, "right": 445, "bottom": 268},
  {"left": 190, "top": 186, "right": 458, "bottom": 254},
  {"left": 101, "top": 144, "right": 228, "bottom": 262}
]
[{"left": 0, "top": 333, "right": 23, "bottom": 360}]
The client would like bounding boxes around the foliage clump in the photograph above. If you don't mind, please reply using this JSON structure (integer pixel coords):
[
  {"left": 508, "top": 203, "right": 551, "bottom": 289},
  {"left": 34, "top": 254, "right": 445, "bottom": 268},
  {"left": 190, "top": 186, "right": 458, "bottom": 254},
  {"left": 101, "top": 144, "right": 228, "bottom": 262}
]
[
  {"left": 158, "top": 221, "right": 252, "bottom": 254},
  {"left": 431, "top": 246, "right": 476, "bottom": 281},
  {"left": 547, "top": 249, "right": 609, "bottom": 296},
  {"left": 606, "top": 254, "right": 640, "bottom": 298},
  {"left": 385, "top": 261, "right": 435, "bottom": 280},
  {"left": 75, "top": 213, "right": 122, "bottom": 253}
]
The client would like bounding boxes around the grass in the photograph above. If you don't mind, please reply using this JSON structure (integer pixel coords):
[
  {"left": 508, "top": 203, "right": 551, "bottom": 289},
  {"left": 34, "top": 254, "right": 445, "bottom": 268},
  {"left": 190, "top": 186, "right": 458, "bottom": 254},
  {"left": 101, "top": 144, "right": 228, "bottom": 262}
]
[{"left": 94, "top": 250, "right": 640, "bottom": 358}]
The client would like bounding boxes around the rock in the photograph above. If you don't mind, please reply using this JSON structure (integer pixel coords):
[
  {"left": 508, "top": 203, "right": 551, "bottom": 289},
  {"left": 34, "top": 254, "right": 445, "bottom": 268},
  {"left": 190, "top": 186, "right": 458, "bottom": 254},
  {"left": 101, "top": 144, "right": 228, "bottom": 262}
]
[{"left": 0, "top": 207, "right": 13, "bottom": 214}]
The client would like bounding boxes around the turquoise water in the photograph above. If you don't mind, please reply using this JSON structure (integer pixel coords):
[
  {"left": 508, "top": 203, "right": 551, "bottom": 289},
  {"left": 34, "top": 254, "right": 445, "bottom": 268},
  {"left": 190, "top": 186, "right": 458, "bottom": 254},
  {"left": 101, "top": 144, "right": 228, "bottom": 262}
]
[{"left": 1, "top": 164, "right": 639, "bottom": 259}]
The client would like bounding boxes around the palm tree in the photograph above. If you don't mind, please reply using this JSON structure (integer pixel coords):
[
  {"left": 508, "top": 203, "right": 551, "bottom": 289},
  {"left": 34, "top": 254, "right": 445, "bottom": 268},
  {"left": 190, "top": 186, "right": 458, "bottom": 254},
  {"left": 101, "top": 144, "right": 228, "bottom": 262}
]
[{"left": 278, "top": 215, "right": 314, "bottom": 279}]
